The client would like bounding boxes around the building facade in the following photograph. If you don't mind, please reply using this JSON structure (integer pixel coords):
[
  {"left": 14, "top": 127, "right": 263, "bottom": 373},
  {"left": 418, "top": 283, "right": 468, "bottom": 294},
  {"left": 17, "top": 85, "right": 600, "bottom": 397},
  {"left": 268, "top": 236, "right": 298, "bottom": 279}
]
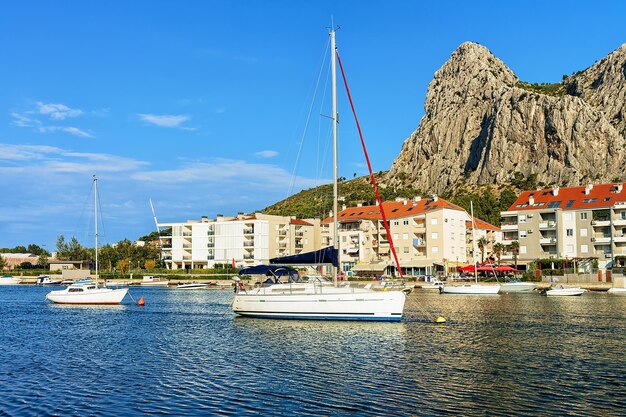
[
  {"left": 322, "top": 197, "right": 472, "bottom": 277},
  {"left": 158, "top": 213, "right": 320, "bottom": 270},
  {"left": 500, "top": 183, "right": 626, "bottom": 270}
]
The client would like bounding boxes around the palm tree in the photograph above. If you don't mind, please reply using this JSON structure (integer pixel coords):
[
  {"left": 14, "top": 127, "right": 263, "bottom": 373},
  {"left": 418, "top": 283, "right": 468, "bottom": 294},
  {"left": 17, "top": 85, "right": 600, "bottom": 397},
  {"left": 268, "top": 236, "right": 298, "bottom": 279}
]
[
  {"left": 510, "top": 240, "right": 520, "bottom": 271},
  {"left": 492, "top": 242, "right": 505, "bottom": 266},
  {"left": 477, "top": 236, "right": 489, "bottom": 263}
]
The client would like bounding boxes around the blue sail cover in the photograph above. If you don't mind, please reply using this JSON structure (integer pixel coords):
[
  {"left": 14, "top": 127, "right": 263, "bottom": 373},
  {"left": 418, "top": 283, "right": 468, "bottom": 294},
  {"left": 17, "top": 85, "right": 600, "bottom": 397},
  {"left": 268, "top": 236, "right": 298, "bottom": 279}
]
[
  {"left": 238, "top": 265, "right": 294, "bottom": 276},
  {"left": 270, "top": 246, "right": 338, "bottom": 267}
]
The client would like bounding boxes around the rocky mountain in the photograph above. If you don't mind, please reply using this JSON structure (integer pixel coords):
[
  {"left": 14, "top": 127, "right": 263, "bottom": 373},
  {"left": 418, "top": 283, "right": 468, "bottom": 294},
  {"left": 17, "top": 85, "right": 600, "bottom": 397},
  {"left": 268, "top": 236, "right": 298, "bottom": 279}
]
[{"left": 387, "top": 42, "right": 626, "bottom": 195}]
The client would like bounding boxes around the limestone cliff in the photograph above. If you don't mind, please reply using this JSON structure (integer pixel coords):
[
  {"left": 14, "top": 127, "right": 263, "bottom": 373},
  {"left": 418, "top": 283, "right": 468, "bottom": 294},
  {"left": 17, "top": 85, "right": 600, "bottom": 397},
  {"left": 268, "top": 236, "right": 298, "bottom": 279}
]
[{"left": 387, "top": 42, "right": 626, "bottom": 195}]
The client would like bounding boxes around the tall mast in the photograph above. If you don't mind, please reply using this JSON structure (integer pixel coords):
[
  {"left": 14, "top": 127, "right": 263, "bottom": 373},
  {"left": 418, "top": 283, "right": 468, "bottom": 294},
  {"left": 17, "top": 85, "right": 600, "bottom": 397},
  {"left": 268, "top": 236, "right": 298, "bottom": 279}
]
[
  {"left": 94, "top": 175, "right": 99, "bottom": 287},
  {"left": 331, "top": 28, "right": 338, "bottom": 287}
]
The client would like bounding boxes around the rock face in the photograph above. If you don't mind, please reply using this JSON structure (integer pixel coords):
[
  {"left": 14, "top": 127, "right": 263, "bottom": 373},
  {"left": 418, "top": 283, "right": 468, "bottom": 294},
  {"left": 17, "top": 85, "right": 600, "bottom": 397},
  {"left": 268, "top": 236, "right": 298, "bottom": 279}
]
[{"left": 387, "top": 42, "right": 626, "bottom": 195}]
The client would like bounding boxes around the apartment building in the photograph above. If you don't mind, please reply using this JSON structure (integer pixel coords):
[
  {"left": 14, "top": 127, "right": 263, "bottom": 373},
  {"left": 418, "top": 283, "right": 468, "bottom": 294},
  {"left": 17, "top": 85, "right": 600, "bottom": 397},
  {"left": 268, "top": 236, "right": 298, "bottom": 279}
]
[
  {"left": 465, "top": 218, "right": 503, "bottom": 263},
  {"left": 321, "top": 196, "right": 471, "bottom": 277},
  {"left": 158, "top": 213, "right": 321, "bottom": 270},
  {"left": 500, "top": 182, "right": 626, "bottom": 270}
]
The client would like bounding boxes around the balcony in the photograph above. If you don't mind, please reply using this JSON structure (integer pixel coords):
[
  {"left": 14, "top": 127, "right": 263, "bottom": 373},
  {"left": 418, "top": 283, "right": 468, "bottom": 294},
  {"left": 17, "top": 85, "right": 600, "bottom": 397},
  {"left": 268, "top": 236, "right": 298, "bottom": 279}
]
[
  {"left": 243, "top": 254, "right": 255, "bottom": 260},
  {"left": 207, "top": 230, "right": 214, "bottom": 236},
  {"left": 614, "top": 235, "right": 626, "bottom": 243},
  {"left": 539, "top": 221, "right": 556, "bottom": 230},
  {"left": 500, "top": 223, "right": 518, "bottom": 231},
  {"left": 243, "top": 241, "right": 254, "bottom": 247},
  {"left": 592, "top": 219, "right": 611, "bottom": 227},
  {"left": 278, "top": 230, "right": 287, "bottom": 236},
  {"left": 613, "top": 217, "right": 626, "bottom": 226},
  {"left": 295, "top": 231, "right": 304, "bottom": 237},
  {"left": 243, "top": 228, "right": 254, "bottom": 235},
  {"left": 539, "top": 237, "right": 557, "bottom": 245},
  {"left": 591, "top": 236, "right": 611, "bottom": 244},
  {"left": 413, "top": 238, "right": 426, "bottom": 247}
]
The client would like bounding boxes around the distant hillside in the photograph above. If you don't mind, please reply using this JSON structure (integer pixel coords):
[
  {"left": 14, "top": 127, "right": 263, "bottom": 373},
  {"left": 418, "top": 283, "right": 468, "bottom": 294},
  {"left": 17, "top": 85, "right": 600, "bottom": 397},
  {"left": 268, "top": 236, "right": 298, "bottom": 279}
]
[{"left": 263, "top": 173, "right": 519, "bottom": 226}]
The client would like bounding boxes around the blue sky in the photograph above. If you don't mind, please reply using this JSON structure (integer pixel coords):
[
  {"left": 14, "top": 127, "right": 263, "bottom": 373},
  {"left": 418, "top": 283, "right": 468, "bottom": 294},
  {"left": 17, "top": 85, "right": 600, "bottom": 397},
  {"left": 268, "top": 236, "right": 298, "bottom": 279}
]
[{"left": 1, "top": 0, "right": 625, "bottom": 251}]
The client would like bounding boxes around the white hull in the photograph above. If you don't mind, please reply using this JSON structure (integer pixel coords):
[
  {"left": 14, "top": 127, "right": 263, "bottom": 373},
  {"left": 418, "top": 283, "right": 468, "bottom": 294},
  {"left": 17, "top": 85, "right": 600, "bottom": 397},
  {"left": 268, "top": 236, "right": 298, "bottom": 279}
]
[
  {"left": 140, "top": 281, "right": 169, "bottom": 286},
  {"left": 607, "top": 287, "right": 626, "bottom": 295},
  {"left": 46, "top": 286, "right": 129, "bottom": 304},
  {"left": 232, "top": 284, "right": 406, "bottom": 321},
  {"left": 0, "top": 276, "right": 21, "bottom": 285},
  {"left": 500, "top": 282, "right": 537, "bottom": 293},
  {"left": 177, "top": 283, "right": 210, "bottom": 289},
  {"left": 442, "top": 284, "right": 501, "bottom": 294},
  {"left": 544, "top": 287, "right": 585, "bottom": 296}
]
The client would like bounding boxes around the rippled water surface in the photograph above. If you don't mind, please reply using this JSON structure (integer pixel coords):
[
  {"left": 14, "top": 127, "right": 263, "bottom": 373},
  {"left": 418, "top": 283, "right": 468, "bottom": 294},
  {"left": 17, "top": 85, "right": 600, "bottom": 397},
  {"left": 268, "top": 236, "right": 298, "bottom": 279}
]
[{"left": 1, "top": 286, "right": 626, "bottom": 416}]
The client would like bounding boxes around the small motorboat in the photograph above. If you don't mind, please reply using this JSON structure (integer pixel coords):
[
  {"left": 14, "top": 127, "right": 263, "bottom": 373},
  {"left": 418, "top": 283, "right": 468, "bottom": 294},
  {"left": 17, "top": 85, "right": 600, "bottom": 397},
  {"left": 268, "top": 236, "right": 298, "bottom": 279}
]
[
  {"left": 36, "top": 275, "right": 63, "bottom": 285},
  {"left": 176, "top": 282, "right": 211, "bottom": 290},
  {"left": 420, "top": 279, "right": 444, "bottom": 290},
  {"left": 541, "top": 285, "right": 585, "bottom": 296},
  {"left": 607, "top": 287, "right": 626, "bottom": 295},
  {"left": 0, "top": 275, "right": 21, "bottom": 285}
]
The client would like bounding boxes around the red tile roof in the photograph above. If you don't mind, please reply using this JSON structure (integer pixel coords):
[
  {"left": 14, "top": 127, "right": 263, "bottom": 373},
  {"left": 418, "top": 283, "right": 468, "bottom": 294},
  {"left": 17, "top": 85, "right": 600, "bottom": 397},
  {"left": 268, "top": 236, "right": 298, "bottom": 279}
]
[
  {"left": 290, "top": 219, "right": 313, "bottom": 226},
  {"left": 322, "top": 198, "right": 465, "bottom": 223},
  {"left": 507, "top": 182, "right": 626, "bottom": 212},
  {"left": 466, "top": 218, "right": 500, "bottom": 231}
]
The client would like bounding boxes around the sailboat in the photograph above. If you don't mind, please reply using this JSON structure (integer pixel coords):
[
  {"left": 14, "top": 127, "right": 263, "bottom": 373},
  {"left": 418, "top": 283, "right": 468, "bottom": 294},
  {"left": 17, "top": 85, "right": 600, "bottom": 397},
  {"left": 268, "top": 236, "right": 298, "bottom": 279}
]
[
  {"left": 46, "top": 176, "right": 129, "bottom": 305},
  {"left": 231, "top": 28, "right": 406, "bottom": 321},
  {"left": 441, "top": 202, "right": 501, "bottom": 294}
]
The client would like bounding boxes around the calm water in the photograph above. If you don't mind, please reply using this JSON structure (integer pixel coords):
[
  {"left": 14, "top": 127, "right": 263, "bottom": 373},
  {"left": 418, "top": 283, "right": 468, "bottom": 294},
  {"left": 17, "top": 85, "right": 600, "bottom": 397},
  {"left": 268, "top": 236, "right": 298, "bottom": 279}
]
[{"left": 1, "top": 285, "right": 625, "bottom": 416}]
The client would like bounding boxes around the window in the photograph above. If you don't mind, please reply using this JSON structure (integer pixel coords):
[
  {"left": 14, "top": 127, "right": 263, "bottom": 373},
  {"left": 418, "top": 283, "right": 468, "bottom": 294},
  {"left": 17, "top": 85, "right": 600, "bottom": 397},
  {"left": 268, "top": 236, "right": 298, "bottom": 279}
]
[
  {"left": 393, "top": 221, "right": 399, "bottom": 226},
  {"left": 520, "top": 245, "right": 527, "bottom": 254},
  {"left": 342, "top": 236, "right": 346, "bottom": 242},
  {"left": 565, "top": 200, "right": 575, "bottom": 208},
  {"left": 580, "top": 228, "right": 588, "bottom": 237},
  {"left": 547, "top": 201, "right": 561, "bottom": 208},
  {"left": 393, "top": 233, "right": 399, "bottom": 240},
  {"left": 451, "top": 246, "right": 455, "bottom": 254},
  {"left": 403, "top": 220, "right": 409, "bottom": 226},
  {"left": 431, "top": 232, "right": 438, "bottom": 239},
  {"left": 402, "top": 233, "right": 409, "bottom": 240},
  {"left": 621, "top": 212, "right": 626, "bottom": 220},
  {"left": 431, "top": 218, "right": 438, "bottom": 225},
  {"left": 566, "top": 244, "right": 574, "bottom": 254},
  {"left": 520, "top": 231, "right": 527, "bottom": 238},
  {"left": 519, "top": 215, "right": 526, "bottom": 223},
  {"left": 564, "top": 213, "right": 573, "bottom": 221},
  {"left": 581, "top": 244, "right": 588, "bottom": 253},
  {"left": 403, "top": 247, "right": 409, "bottom": 254},
  {"left": 432, "top": 246, "right": 439, "bottom": 253},
  {"left": 580, "top": 212, "right": 588, "bottom": 220},
  {"left": 566, "top": 229, "right": 573, "bottom": 237}
]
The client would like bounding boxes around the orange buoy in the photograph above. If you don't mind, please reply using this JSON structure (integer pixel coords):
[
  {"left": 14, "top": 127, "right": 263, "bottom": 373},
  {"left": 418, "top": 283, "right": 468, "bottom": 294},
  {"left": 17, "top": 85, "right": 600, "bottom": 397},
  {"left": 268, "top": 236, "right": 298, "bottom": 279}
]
[{"left": 137, "top": 295, "right": 145, "bottom": 306}]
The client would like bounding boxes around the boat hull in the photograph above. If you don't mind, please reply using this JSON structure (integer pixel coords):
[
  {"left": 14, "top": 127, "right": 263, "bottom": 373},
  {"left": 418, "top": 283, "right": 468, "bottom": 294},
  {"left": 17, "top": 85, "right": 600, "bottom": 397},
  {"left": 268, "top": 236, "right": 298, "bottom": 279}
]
[
  {"left": 46, "top": 287, "right": 129, "bottom": 304},
  {"left": 232, "top": 287, "right": 406, "bottom": 321},
  {"left": 441, "top": 284, "right": 501, "bottom": 294},
  {"left": 544, "top": 288, "right": 585, "bottom": 296},
  {"left": 177, "top": 283, "right": 210, "bottom": 289},
  {"left": 0, "top": 276, "right": 21, "bottom": 285},
  {"left": 500, "top": 282, "right": 537, "bottom": 293},
  {"left": 608, "top": 287, "right": 626, "bottom": 295}
]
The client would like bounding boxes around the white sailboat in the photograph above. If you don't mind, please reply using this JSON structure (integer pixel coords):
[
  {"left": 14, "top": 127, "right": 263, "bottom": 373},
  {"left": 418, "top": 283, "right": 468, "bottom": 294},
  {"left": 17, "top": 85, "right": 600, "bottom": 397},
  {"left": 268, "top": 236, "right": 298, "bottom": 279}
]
[
  {"left": 0, "top": 275, "right": 21, "bottom": 285},
  {"left": 46, "top": 176, "right": 129, "bottom": 305},
  {"left": 442, "top": 202, "right": 501, "bottom": 295},
  {"left": 231, "top": 28, "right": 406, "bottom": 321}
]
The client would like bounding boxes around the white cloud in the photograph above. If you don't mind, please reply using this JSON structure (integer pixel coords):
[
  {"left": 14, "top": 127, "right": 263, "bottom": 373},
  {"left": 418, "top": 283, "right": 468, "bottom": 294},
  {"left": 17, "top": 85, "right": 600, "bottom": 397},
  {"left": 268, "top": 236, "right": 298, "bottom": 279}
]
[
  {"left": 38, "top": 126, "right": 93, "bottom": 138},
  {"left": 138, "top": 114, "right": 190, "bottom": 128},
  {"left": 255, "top": 150, "right": 278, "bottom": 158},
  {"left": 11, "top": 112, "right": 39, "bottom": 127},
  {"left": 36, "top": 102, "right": 83, "bottom": 120}
]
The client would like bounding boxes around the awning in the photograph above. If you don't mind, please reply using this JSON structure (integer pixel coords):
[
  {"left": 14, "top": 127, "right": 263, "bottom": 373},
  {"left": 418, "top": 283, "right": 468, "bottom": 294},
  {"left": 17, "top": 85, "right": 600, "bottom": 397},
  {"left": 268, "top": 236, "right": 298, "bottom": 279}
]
[
  {"left": 351, "top": 263, "right": 387, "bottom": 272},
  {"left": 346, "top": 248, "right": 359, "bottom": 254},
  {"left": 401, "top": 259, "right": 435, "bottom": 267}
]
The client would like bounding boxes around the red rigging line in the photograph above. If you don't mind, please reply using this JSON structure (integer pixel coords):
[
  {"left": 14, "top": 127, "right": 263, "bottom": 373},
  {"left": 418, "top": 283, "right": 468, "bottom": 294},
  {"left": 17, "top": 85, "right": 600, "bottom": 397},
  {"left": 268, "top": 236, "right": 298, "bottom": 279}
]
[{"left": 335, "top": 50, "right": 404, "bottom": 279}]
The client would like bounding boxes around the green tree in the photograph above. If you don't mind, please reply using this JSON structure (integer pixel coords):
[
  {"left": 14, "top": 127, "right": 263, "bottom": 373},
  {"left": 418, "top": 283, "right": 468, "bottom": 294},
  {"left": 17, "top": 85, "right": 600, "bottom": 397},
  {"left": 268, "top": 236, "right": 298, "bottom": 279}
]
[
  {"left": 509, "top": 240, "right": 520, "bottom": 271},
  {"left": 492, "top": 242, "right": 505, "bottom": 266},
  {"left": 38, "top": 253, "right": 49, "bottom": 269},
  {"left": 116, "top": 259, "right": 130, "bottom": 275},
  {"left": 0, "top": 254, "right": 7, "bottom": 271}
]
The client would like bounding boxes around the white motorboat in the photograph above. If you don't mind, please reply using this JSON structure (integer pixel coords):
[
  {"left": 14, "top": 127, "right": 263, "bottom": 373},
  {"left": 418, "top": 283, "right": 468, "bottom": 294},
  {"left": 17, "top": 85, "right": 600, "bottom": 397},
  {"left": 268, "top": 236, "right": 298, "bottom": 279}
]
[
  {"left": 37, "top": 275, "right": 62, "bottom": 285},
  {"left": 420, "top": 279, "right": 444, "bottom": 290},
  {"left": 45, "top": 176, "right": 128, "bottom": 305},
  {"left": 231, "top": 28, "right": 407, "bottom": 322},
  {"left": 0, "top": 275, "right": 21, "bottom": 285},
  {"left": 441, "top": 284, "right": 501, "bottom": 294},
  {"left": 541, "top": 285, "right": 585, "bottom": 296},
  {"left": 176, "top": 282, "right": 211, "bottom": 289},
  {"left": 607, "top": 287, "right": 626, "bottom": 295},
  {"left": 141, "top": 276, "right": 169, "bottom": 286},
  {"left": 500, "top": 281, "right": 537, "bottom": 293}
]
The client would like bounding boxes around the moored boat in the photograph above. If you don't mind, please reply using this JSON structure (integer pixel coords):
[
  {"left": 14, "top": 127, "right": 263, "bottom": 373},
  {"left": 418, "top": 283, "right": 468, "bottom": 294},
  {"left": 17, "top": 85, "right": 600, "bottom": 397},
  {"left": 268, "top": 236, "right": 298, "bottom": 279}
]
[
  {"left": 500, "top": 281, "right": 537, "bottom": 293},
  {"left": 0, "top": 275, "right": 21, "bottom": 285},
  {"left": 541, "top": 285, "right": 585, "bottom": 296},
  {"left": 176, "top": 282, "right": 211, "bottom": 289},
  {"left": 37, "top": 275, "right": 62, "bottom": 285},
  {"left": 441, "top": 284, "right": 501, "bottom": 294},
  {"left": 607, "top": 287, "right": 626, "bottom": 295}
]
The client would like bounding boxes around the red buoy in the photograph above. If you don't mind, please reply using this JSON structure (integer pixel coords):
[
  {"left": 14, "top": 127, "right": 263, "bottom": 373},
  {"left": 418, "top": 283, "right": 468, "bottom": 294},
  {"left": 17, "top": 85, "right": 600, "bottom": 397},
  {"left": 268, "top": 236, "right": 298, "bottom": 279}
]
[{"left": 137, "top": 295, "right": 145, "bottom": 306}]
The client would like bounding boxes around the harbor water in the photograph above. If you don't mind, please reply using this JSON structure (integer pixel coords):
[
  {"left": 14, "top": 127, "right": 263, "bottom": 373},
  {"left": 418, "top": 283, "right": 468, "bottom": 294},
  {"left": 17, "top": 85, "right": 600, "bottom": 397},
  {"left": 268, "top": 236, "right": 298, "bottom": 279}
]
[{"left": 1, "top": 285, "right": 626, "bottom": 416}]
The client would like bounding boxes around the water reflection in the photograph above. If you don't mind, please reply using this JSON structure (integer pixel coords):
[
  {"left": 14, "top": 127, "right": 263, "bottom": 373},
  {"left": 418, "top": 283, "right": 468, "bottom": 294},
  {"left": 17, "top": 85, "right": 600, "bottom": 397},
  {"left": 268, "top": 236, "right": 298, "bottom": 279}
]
[{"left": 1, "top": 286, "right": 626, "bottom": 415}]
